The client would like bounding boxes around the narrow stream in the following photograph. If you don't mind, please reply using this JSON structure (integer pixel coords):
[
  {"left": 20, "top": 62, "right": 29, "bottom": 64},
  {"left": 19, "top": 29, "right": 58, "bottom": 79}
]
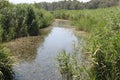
[{"left": 13, "top": 20, "right": 80, "bottom": 80}]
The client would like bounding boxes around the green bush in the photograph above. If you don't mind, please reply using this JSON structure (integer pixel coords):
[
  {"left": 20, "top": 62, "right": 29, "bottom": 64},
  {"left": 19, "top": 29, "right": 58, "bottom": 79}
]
[
  {"left": 0, "top": 46, "right": 13, "bottom": 80},
  {"left": 38, "top": 9, "right": 54, "bottom": 28},
  {"left": 0, "top": 4, "right": 54, "bottom": 42},
  {"left": 0, "top": 2, "right": 54, "bottom": 80}
]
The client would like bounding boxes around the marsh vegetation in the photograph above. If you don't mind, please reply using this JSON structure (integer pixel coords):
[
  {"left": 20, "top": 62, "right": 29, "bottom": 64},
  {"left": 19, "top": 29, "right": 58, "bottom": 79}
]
[
  {"left": 0, "top": 0, "right": 120, "bottom": 80},
  {"left": 54, "top": 6, "right": 120, "bottom": 80}
]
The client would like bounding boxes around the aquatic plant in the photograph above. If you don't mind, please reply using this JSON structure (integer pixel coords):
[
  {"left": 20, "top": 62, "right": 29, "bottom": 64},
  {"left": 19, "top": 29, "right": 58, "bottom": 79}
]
[{"left": 56, "top": 49, "right": 90, "bottom": 80}]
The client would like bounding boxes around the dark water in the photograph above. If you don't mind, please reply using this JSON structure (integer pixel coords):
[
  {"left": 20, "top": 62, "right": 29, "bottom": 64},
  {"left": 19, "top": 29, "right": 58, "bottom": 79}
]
[{"left": 13, "top": 22, "right": 79, "bottom": 80}]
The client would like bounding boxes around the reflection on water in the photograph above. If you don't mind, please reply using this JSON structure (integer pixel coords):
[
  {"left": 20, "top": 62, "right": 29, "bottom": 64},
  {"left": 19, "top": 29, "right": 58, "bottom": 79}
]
[
  {"left": 13, "top": 21, "right": 78, "bottom": 80},
  {"left": 13, "top": 21, "right": 79, "bottom": 80}
]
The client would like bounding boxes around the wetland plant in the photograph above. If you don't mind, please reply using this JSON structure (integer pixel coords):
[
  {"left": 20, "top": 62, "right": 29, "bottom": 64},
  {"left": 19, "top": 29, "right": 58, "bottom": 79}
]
[
  {"left": 0, "top": 47, "right": 13, "bottom": 80},
  {"left": 56, "top": 50, "right": 89, "bottom": 80}
]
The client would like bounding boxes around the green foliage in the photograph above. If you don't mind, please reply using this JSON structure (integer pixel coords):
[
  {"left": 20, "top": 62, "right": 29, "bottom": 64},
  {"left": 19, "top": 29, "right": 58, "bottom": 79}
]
[
  {"left": 38, "top": 9, "right": 54, "bottom": 28},
  {"left": 56, "top": 6, "right": 120, "bottom": 80},
  {"left": 38, "top": 0, "right": 120, "bottom": 11},
  {"left": 0, "top": 2, "right": 54, "bottom": 80},
  {"left": 83, "top": 7, "right": 120, "bottom": 80},
  {"left": 0, "top": 46, "right": 13, "bottom": 80},
  {"left": 53, "top": 7, "right": 120, "bottom": 32},
  {"left": 0, "top": 4, "right": 54, "bottom": 42},
  {"left": 0, "top": 0, "right": 10, "bottom": 10},
  {"left": 57, "top": 51, "right": 72, "bottom": 80},
  {"left": 26, "top": 6, "right": 39, "bottom": 36},
  {"left": 51, "top": 10, "right": 70, "bottom": 19},
  {"left": 56, "top": 50, "right": 89, "bottom": 80}
]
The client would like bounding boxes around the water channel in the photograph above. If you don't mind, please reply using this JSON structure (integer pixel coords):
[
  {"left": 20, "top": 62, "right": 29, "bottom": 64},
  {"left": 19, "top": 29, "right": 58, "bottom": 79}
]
[{"left": 11, "top": 20, "right": 84, "bottom": 80}]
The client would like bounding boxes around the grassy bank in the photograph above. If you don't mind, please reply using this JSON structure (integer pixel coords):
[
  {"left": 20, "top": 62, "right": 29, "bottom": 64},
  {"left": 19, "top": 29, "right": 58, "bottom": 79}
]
[
  {"left": 55, "top": 6, "right": 120, "bottom": 80},
  {"left": 52, "top": 6, "right": 120, "bottom": 31}
]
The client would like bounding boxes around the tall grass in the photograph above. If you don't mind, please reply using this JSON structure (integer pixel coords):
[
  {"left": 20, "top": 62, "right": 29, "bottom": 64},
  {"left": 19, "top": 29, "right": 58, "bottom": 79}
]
[
  {"left": 55, "top": 6, "right": 120, "bottom": 80},
  {"left": 52, "top": 7, "right": 120, "bottom": 32},
  {"left": 0, "top": 4, "right": 54, "bottom": 42},
  {"left": 86, "top": 15, "right": 120, "bottom": 80},
  {"left": 0, "top": 46, "right": 13, "bottom": 80},
  {"left": 56, "top": 50, "right": 88, "bottom": 80}
]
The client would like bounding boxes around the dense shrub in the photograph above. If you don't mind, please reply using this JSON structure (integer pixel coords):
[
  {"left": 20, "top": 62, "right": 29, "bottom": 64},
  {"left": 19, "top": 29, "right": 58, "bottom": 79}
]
[
  {"left": 0, "top": 47, "right": 13, "bottom": 80},
  {"left": 0, "top": 1, "right": 54, "bottom": 80},
  {"left": 0, "top": 4, "right": 54, "bottom": 42}
]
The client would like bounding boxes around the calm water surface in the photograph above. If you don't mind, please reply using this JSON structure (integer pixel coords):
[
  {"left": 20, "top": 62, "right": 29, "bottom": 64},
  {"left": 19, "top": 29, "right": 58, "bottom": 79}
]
[{"left": 13, "top": 22, "right": 79, "bottom": 80}]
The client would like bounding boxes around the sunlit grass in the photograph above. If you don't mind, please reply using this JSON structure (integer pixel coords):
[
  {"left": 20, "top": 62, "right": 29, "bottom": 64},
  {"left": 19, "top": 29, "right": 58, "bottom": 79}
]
[{"left": 55, "top": 6, "right": 120, "bottom": 80}]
